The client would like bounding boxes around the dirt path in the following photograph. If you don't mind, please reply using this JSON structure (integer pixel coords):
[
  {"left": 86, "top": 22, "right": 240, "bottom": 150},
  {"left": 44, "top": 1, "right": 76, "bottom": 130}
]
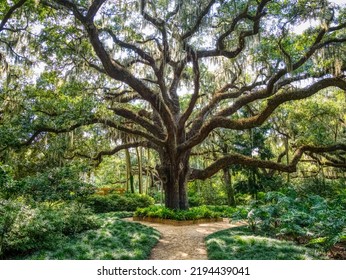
[{"left": 124, "top": 218, "right": 239, "bottom": 260}]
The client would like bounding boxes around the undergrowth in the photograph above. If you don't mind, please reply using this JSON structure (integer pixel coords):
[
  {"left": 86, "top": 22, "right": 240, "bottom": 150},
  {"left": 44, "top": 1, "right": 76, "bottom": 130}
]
[
  {"left": 206, "top": 226, "right": 326, "bottom": 260},
  {"left": 21, "top": 212, "right": 160, "bottom": 260},
  {"left": 134, "top": 205, "right": 220, "bottom": 220}
]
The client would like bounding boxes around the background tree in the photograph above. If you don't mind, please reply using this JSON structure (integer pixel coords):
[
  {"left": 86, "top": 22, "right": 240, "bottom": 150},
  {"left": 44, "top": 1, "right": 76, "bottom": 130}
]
[{"left": 1, "top": 0, "right": 346, "bottom": 209}]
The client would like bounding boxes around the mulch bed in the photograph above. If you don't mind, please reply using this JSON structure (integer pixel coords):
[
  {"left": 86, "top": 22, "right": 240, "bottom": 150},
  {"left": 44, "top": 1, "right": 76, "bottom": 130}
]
[{"left": 328, "top": 242, "right": 346, "bottom": 260}]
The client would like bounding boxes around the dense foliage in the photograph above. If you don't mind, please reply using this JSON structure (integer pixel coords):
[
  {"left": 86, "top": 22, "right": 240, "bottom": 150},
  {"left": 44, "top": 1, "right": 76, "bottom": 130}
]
[
  {"left": 135, "top": 205, "right": 220, "bottom": 221},
  {"left": 232, "top": 189, "right": 346, "bottom": 251},
  {"left": 3, "top": 166, "right": 95, "bottom": 202},
  {"left": 206, "top": 226, "right": 325, "bottom": 260},
  {"left": 0, "top": 164, "right": 156, "bottom": 259},
  {"left": 0, "top": 199, "right": 99, "bottom": 259},
  {"left": 84, "top": 193, "right": 154, "bottom": 213},
  {"left": 0, "top": 0, "right": 346, "bottom": 260},
  {"left": 1, "top": 0, "right": 345, "bottom": 210},
  {"left": 21, "top": 212, "right": 160, "bottom": 260}
]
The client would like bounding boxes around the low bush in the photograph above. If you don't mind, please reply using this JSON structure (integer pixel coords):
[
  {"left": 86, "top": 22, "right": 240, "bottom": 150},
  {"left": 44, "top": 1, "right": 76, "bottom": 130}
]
[
  {"left": 188, "top": 182, "right": 228, "bottom": 206},
  {"left": 24, "top": 212, "right": 160, "bottom": 260},
  {"left": 295, "top": 177, "right": 345, "bottom": 199},
  {"left": 134, "top": 205, "right": 220, "bottom": 221},
  {"left": 187, "top": 192, "right": 204, "bottom": 207},
  {"left": 206, "top": 205, "right": 238, "bottom": 218},
  {"left": 0, "top": 199, "right": 100, "bottom": 259},
  {"left": 84, "top": 193, "right": 154, "bottom": 213},
  {"left": 231, "top": 189, "right": 346, "bottom": 251},
  {"left": 1, "top": 165, "right": 95, "bottom": 202}
]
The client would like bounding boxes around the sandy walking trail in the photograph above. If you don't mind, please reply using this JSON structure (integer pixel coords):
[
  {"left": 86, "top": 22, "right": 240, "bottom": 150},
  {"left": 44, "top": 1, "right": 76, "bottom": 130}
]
[{"left": 124, "top": 218, "right": 240, "bottom": 260}]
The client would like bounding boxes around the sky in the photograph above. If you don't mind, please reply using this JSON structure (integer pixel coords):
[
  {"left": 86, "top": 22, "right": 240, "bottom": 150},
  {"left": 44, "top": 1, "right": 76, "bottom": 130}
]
[{"left": 332, "top": 0, "right": 346, "bottom": 4}]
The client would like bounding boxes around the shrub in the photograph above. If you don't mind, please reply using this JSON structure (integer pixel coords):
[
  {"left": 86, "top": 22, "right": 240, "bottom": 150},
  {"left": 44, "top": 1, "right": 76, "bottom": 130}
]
[
  {"left": 295, "top": 177, "right": 344, "bottom": 198},
  {"left": 16, "top": 170, "right": 95, "bottom": 202},
  {"left": 0, "top": 166, "right": 17, "bottom": 200},
  {"left": 234, "top": 193, "right": 253, "bottom": 205},
  {"left": 0, "top": 199, "right": 21, "bottom": 258},
  {"left": 231, "top": 189, "right": 346, "bottom": 250},
  {"left": 134, "top": 205, "right": 220, "bottom": 220},
  {"left": 188, "top": 181, "right": 228, "bottom": 206},
  {"left": 0, "top": 199, "right": 100, "bottom": 259},
  {"left": 187, "top": 190, "right": 204, "bottom": 207},
  {"left": 52, "top": 202, "right": 100, "bottom": 235},
  {"left": 25, "top": 212, "right": 160, "bottom": 260},
  {"left": 206, "top": 205, "right": 238, "bottom": 218},
  {"left": 84, "top": 193, "right": 154, "bottom": 213},
  {"left": 2, "top": 165, "right": 95, "bottom": 202}
]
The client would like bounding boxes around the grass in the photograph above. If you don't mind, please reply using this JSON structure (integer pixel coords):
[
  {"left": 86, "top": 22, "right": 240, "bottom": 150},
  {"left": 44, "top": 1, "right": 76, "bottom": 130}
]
[
  {"left": 206, "top": 226, "right": 327, "bottom": 260},
  {"left": 23, "top": 212, "right": 160, "bottom": 260}
]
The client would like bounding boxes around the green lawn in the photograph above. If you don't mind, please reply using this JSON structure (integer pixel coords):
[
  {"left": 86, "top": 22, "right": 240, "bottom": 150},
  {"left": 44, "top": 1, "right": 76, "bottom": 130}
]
[
  {"left": 206, "top": 226, "right": 327, "bottom": 260},
  {"left": 24, "top": 212, "right": 160, "bottom": 260}
]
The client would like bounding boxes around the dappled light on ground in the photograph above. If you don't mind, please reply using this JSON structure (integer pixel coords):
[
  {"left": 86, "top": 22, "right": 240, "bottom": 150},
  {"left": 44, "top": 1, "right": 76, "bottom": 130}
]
[
  {"left": 206, "top": 226, "right": 326, "bottom": 260},
  {"left": 125, "top": 218, "right": 239, "bottom": 260}
]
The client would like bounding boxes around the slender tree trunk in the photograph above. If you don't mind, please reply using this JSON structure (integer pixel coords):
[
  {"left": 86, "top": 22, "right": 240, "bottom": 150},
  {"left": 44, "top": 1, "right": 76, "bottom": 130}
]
[
  {"left": 125, "top": 148, "right": 134, "bottom": 193},
  {"left": 146, "top": 148, "right": 150, "bottom": 194},
  {"left": 285, "top": 136, "right": 290, "bottom": 183},
  {"left": 136, "top": 147, "right": 143, "bottom": 194},
  {"left": 223, "top": 167, "right": 236, "bottom": 207},
  {"left": 0, "top": 234, "right": 4, "bottom": 259}
]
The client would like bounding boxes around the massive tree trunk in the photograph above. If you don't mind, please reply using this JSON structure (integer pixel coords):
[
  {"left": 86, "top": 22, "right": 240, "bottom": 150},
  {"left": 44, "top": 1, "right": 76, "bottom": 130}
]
[{"left": 157, "top": 149, "right": 190, "bottom": 210}]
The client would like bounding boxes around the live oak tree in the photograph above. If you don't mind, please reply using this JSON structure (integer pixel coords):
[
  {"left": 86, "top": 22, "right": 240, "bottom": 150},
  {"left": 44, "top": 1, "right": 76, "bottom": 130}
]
[{"left": 1, "top": 0, "right": 346, "bottom": 209}]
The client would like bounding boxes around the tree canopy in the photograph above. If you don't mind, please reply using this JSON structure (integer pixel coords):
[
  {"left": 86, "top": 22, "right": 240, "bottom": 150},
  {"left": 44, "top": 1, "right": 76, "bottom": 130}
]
[{"left": 0, "top": 0, "right": 345, "bottom": 209}]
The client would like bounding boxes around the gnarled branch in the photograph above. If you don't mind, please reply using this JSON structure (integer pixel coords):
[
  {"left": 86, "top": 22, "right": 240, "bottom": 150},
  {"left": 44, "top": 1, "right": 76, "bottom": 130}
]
[{"left": 190, "top": 144, "right": 346, "bottom": 180}]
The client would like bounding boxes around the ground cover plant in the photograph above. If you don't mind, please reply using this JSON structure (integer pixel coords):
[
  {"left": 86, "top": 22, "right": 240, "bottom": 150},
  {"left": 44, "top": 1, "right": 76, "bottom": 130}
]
[
  {"left": 134, "top": 205, "right": 220, "bottom": 221},
  {"left": 230, "top": 189, "right": 346, "bottom": 258},
  {"left": 20, "top": 212, "right": 160, "bottom": 260},
  {"left": 0, "top": 167, "right": 159, "bottom": 260},
  {"left": 206, "top": 226, "right": 325, "bottom": 260},
  {"left": 0, "top": 200, "right": 100, "bottom": 259}
]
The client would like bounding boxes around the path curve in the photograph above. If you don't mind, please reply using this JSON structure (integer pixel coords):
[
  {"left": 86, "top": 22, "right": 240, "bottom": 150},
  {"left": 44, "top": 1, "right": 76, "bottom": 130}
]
[{"left": 124, "top": 218, "right": 240, "bottom": 260}]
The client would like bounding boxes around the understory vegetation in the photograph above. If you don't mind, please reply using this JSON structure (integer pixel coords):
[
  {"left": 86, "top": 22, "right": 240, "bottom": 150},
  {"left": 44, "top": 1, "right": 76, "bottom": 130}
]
[
  {"left": 203, "top": 181, "right": 346, "bottom": 260},
  {"left": 0, "top": 199, "right": 100, "bottom": 259},
  {"left": 206, "top": 226, "right": 325, "bottom": 260},
  {"left": 134, "top": 205, "right": 220, "bottom": 220},
  {"left": 84, "top": 193, "right": 154, "bottom": 213},
  {"left": 1, "top": 163, "right": 346, "bottom": 260},
  {"left": 23, "top": 212, "right": 160, "bottom": 260},
  {"left": 0, "top": 167, "right": 159, "bottom": 260},
  {"left": 1, "top": 0, "right": 346, "bottom": 261},
  {"left": 230, "top": 189, "right": 346, "bottom": 256}
]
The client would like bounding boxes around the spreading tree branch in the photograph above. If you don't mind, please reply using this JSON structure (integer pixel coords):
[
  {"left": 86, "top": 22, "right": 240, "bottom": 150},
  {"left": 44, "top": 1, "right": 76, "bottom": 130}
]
[
  {"left": 181, "top": 77, "right": 346, "bottom": 152},
  {"left": 181, "top": 0, "right": 217, "bottom": 40},
  {"left": 0, "top": 0, "right": 27, "bottom": 32},
  {"left": 190, "top": 144, "right": 346, "bottom": 180}
]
